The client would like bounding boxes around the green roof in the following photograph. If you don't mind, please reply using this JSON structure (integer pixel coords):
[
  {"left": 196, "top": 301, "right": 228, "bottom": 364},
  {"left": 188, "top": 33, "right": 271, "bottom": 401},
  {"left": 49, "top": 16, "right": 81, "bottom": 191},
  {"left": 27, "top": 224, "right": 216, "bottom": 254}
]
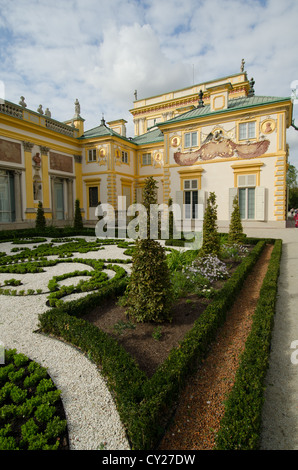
[
  {"left": 80, "top": 119, "right": 132, "bottom": 142},
  {"left": 131, "top": 127, "right": 164, "bottom": 145},
  {"left": 158, "top": 95, "right": 291, "bottom": 126}
]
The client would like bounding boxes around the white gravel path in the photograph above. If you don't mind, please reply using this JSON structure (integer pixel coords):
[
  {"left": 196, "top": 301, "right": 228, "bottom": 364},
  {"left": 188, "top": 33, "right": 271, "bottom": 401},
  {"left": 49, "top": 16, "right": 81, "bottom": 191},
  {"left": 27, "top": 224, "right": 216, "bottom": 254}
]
[
  {"left": 3, "top": 230, "right": 296, "bottom": 450},
  {"left": 0, "top": 237, "right": 132, "bottom": 450}
]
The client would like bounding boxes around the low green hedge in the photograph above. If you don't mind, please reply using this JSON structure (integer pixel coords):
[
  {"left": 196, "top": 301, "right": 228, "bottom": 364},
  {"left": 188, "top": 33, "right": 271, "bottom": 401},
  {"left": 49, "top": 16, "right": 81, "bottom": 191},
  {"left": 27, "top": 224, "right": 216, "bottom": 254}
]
[
  {"left": 0, "top": 349, "right": 68, "bottom": 450},
  {"left": 37, "top": 240, "right": 268, "bottom": 449},
  {"left": 215, "top": 239, "right": 282, "bottom": 450}
]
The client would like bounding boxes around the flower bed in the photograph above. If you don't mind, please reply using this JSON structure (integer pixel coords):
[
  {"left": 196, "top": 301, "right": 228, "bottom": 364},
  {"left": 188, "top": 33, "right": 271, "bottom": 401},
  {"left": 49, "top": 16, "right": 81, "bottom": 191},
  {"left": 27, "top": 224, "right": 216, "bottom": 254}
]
[
  {"left": 37, "top": 238, "right": 268, "bottom": 449},
  {"left": 0, "top": 349, "right": 68, "bottom": 450}
]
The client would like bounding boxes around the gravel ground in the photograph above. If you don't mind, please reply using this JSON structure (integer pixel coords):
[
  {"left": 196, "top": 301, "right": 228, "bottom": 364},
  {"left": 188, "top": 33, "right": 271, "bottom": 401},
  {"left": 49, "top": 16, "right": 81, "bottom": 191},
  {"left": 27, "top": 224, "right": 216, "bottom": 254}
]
[
  {"left": 227, "top": 227, "right": 298, "bottom": 450},
  {"left": 1, "top": 229, "right": 297, "bottom": 450},
  {"left": 0, "top": 237, "right": 132, "bottom": 450}
]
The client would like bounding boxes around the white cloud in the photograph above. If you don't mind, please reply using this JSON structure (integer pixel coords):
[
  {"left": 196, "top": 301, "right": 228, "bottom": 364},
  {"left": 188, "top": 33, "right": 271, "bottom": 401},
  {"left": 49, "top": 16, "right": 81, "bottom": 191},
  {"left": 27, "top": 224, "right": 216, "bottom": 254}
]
[{"left": 0, "top": 0, "right": 298, "bottom": 164}]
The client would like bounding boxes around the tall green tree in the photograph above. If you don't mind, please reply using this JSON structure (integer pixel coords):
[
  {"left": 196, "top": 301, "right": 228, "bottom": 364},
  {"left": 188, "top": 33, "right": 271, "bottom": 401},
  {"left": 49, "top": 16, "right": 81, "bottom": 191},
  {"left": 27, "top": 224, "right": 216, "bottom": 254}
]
[
  {"left": 200, "top": 192, "right": 220, "bottom": 257},
  {"left": 228, "top": 195, "right": 245, "bottom": 245},
  {"left": 35, "top": 201, "right": 46, "bottom": 230},
  {"left": 124, "top": 177, "right": 173, "bottom": 323},
  {"left": 74, "top": 199, "right": 83, "bottom": 230},
  {"left": 287, "top": 163, "right": 298, "bottom": 210}
]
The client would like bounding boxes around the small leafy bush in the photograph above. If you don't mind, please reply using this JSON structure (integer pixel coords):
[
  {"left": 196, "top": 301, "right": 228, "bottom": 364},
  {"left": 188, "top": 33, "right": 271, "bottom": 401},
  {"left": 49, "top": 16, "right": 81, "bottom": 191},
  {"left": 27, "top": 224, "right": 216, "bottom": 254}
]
[{"left": 0, "top": 349, "right": 68, "bottom": 450}]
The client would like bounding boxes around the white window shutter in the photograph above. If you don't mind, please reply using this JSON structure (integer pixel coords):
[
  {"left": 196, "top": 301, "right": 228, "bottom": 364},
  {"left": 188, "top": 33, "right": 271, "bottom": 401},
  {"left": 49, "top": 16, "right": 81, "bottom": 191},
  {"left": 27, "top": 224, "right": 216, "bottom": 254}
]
[
  {"left": 136, "top": 187, "right": 143, "bottom": 203},
  {"left": 255, "top": 186, "right": 265, "bottom": 221},
  {"left": 229, "top": 188, "right": 238, "bottom": 218}
]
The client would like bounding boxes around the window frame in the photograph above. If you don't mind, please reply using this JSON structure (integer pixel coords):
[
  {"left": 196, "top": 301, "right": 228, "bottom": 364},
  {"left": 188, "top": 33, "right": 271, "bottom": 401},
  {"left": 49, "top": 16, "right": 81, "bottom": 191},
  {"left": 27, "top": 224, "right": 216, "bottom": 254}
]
[
  {"left": 88, "top": 186, "right": 99, "bottom": 207},
  {"left": 141, "top": 152, "right": 152, "bottom": 166},
  {"left": 184, "top": 131, "right": 198, "bottom": 148},
  {"left": 183, "top": 179, "right": 199, "bottom": 219},
  {"left": 87, "top": 148, "right": 97, "bottom": 162},
  {"left": 121, "top": 151, "right": 129, "bottom": 164},
  {"left": 238, "top": 121, "right": 256, "bottom": 141}
]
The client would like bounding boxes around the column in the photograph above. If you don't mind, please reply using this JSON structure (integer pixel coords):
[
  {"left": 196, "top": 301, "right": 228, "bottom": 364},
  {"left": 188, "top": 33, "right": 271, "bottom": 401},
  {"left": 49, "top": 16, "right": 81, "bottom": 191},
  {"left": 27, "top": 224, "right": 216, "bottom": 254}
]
[
  {"left": 74, "top": 155, "right": 82, "bottom": 206},
  {"left": 51, "top": 176, "right": 56, "bottom": 220},
  {"left": 22, "top": 141, "right": 34, "bottom": 218},
  {"left": 39, "top": 146, "right": 50, "bottom": 211},
  {"left": 67, "top": 178, "right": 74, "bottom": 220},
  {"left": 13, "top": 170, "right": 22, "bottom": 222}
]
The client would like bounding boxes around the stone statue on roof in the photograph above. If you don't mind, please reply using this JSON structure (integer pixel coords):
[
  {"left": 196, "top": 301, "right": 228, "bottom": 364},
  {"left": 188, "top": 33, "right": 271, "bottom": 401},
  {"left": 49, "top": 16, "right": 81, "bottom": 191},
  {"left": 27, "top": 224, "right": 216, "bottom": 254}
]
[
  {"left": 241, "top": 59, "right": 245, "bottom": 72},
  {"left": 19, "top": 96, "right": 27, "bottom": 107},
  {"left": 74, "top": 99, "right": 81, "bottom": 116}
]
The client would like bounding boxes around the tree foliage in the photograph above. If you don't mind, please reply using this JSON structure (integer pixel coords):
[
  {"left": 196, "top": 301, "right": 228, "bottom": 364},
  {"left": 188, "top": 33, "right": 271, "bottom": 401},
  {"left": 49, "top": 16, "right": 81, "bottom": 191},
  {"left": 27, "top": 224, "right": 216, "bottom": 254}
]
[
  {"left": 124, "top": 238, "right": 173, "bottom": 323},
  {"left": 200, "top": 192, "right": 220, "bottom": 257},
  {"left": 73, "top": 199, "right": 83, "bottom": 230},
  {"left": 35, "top": 201, "right": 46, "bottom": 230},
  {"left": 124, "top": 177, "right": 173, "bottom": 323},
  {"left": 228, "top": 195, "right": 245, "bottom": 245},
  {"left": 287, "top": 163, "right": 298, "bottom": 210}
]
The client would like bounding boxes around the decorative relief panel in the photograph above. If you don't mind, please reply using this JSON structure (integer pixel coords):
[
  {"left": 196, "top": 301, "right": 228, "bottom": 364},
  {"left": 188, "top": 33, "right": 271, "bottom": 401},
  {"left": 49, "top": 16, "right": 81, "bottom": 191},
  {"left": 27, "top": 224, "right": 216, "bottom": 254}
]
[
  {"left": 174, "top": 127, "right": 270, "bottom": 166},
  {"left": 49, "top": 152, "right": 73, "bottom": 173},
  {"left": 0, "top": 139, "right": 22, "bottom": 164}
]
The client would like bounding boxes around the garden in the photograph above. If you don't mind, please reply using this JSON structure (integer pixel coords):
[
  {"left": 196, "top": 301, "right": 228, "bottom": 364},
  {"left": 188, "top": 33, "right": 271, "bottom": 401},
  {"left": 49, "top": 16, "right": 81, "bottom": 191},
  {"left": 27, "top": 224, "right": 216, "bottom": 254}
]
[{"left": 0, "top": 179, "right": 282, "bottom": 450}]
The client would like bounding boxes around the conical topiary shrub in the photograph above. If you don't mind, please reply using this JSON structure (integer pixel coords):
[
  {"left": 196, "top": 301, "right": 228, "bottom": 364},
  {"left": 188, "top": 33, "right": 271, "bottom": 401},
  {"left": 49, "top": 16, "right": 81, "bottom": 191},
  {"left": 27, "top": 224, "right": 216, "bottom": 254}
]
[
  {"left": 35, "top": 201, "right": 46, "bottom": 230},
  {"left": 74, "top": 199, "right": 83, "bottom": 230},
  {"left": 124, "top": 238, "right": 173, "bottom": 323},
  {"left": 228, "top": 195, "right": 245, "bottom": 245},
  {"left": 200, "top": 191, "right": 220, "bottom": 257},
  {"left": 124, "top": 177, "right": 173, "bottom": 323}
]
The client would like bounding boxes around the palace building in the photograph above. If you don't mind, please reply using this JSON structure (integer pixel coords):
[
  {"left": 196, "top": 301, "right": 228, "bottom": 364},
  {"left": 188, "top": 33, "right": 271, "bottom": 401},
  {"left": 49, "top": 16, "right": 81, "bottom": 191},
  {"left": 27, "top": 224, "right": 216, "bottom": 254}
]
[{"left": 0, "top": 67, "right": 293, "bottom": 231}]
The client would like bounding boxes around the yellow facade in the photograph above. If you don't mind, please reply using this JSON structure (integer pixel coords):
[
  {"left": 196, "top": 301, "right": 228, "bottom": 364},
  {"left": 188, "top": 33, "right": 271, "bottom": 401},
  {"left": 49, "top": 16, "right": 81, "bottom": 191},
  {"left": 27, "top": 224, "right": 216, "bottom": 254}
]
[{"left": 0, "top": 70, "right": 293, "bottom": 229}]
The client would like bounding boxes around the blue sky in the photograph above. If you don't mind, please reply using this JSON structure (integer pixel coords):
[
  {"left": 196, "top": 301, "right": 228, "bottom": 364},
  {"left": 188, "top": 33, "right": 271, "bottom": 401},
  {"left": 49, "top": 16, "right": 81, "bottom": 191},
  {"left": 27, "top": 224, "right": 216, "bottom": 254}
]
[{"left": 1, "top": 0, "right": 298, "bottom": 168}]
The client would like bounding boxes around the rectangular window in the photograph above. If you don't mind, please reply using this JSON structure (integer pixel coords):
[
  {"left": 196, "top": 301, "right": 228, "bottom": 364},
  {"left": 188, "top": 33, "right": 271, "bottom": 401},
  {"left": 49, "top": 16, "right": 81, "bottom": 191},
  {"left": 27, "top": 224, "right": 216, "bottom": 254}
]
[
  {"left": 239, "top": 187, "right": 255, "bottom": 219},
  {"left": 142, "top": 153, "right": 151, "bottom": 165},
  {"left": 88, "top": 149, "right": 97, "bottom": 162},
  {"left": 184, "top": 132, "right": 198, "bottom": 148},
  {"left": 239, "top": 122, "right": 256, "bottom": 140},
  {"left": 0, "top": 171, "right": 15, "bottom": 222},
  {"left": 184, "top": 179, "right": 198, "bottom": 219},
  {"left": 89, "top": 186, "right": 99, "bottom": 207},
  {"left": 122, "top": 151, "right": 128, "bottom": 164}
]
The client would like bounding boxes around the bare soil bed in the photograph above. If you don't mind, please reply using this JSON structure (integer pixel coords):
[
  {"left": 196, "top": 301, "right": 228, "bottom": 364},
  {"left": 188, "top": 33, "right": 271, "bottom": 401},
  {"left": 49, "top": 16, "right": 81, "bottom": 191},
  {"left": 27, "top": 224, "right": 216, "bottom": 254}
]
[
  {"left": 84, "top": 256, "right": 247, "bottom": 378},
  {"left": 159, "top": 243, "right": 273, "bottom": 450}
]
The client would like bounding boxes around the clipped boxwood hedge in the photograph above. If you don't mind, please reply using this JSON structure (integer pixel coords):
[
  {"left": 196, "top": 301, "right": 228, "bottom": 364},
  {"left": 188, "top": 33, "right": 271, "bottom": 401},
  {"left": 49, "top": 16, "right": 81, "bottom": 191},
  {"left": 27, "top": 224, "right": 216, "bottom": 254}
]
[
  {"left": 38, "top": 239, "right": 267, "bottom": 449},
  {"left": 215, "top": 238, "right": 282, "bottom": 450},
  {"left": 0, "top": 349, "right": 68, "bottom": 450}
]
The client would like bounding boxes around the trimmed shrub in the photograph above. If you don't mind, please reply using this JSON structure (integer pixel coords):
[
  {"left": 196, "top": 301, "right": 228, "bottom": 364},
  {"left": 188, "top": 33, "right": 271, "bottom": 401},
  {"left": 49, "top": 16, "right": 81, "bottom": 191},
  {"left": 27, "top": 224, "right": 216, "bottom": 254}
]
[
  {"left": 200, "top": 192, "right": 220, "bottom": 257},
  {"left": 35, "top": 201, "right": 46, "bottom": 230},
  {"left": 38, "top": 240, "right": 269, "bottom": 450},
  {"left": 73, "top": 199, "right": 83, "bottom": 230},
  {"left": 228, "top": 195, "right": 245, "bottom": 245},
  {"left": 124, "top": 238, "right": 173, "bottom": 323},
  {"left": 0, "top": 349, "right": 67, "bottom": 450},
  {"left": 215, "top": 239, "right": 282, "bottom": 450}
]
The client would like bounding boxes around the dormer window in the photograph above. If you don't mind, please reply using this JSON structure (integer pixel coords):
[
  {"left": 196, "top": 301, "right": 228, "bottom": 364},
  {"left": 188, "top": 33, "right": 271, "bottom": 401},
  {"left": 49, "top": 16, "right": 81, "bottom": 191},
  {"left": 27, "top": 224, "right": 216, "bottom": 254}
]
[
  {"left": 239, "top": 122, "right": 256, "bottom": 140},
  {"left": 88, "top": 149, "right": 97, "bottom": 162},
  {"left": 184, "top": 131, "right": 197, "bottom": 148}
]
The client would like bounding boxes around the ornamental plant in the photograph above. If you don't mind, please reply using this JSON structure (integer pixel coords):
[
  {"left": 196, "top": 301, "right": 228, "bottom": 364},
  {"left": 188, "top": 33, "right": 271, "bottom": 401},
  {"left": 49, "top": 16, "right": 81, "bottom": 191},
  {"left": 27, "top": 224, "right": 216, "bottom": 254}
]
[
  {"left": 200, "top": 192, "right": 220, "bottom": 257},
  {"left": 228, "top": 195, "right": 245, "bottom": 245},
  {"left": 124, "top": 177, "right": 173, "bottom": 323},
  {"left": 189, "top": 254, "right": 229, "bottom": 282},
  {"left": 35, "top": 201, "right": 46, "bottom": 230},
  {"left": 0, "top": 349, "right": 67, "bottom": 450},
  {"left": 73, "top": 199, "right": 83, "bottom": 230}
]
